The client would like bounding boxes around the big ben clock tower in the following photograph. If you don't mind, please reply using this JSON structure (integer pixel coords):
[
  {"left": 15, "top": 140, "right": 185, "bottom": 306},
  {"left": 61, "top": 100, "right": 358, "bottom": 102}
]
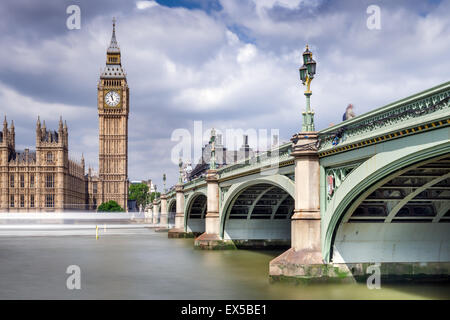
[{"left": 98, "top": 18, "right": 129, "bottom": 210}]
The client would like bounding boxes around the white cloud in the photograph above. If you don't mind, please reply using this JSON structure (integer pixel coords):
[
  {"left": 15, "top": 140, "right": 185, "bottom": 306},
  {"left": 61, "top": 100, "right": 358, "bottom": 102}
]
[
  {"left": 0, "top": 84, "right": 91, "bottom": 121},
  {"left": 254, "top": 0, "right": 304, "bottom": 12},
  {"left": 237, "top": 43, "right": 257, "bottom": 64},
  {"left": 136, "top": 1, "right": 159, "bottom": 10},
  {"left": 1, "top": 0, "right": 450, "bottom": 188}
]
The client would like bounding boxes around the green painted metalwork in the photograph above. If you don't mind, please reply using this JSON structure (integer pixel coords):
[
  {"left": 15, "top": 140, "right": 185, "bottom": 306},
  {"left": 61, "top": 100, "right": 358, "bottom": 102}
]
[
  {"left": 184, "top": 190, "right": 207, "bottom": 231},
  {"left": 178, "top": 158, "right": 183, "bottom": 184},
  {"left": 218, "top": 142, "right": 293, "bottom": 181},
  {"left": 163, "top": 173, "right": 166, "bottom": 193},
  {"left": 325, "top": 163, "right": 361, "bottom": 205},
  {"left": 319, "top": 81, "right": 450, "bottom": 262},
  {"left": 299, "top": 45, "right": 316, "bottom": 132},
  {"left": 321, "top": 132, "right": 450, "bottom": 263},
  {"left": 167, "top": 198, "right": 176, "bottom": 211},
  {"left": 209, "top": 128, "right": 216, "bottom": 170},
  {"left": 219, "top": 175, "right": 295, "bottom": 238},
  {"left": 318, "top": 81, "right": 450, "bottom": 154}
]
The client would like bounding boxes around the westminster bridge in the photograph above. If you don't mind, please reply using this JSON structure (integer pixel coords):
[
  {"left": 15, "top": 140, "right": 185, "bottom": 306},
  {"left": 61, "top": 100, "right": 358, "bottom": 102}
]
[{"left": 148, "top": 80, "right": 450, "bottom": 281}]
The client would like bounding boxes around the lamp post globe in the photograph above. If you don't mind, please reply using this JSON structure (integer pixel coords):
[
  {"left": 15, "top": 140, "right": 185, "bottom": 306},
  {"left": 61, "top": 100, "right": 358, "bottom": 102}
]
[
  {"left": 306, "top": 58, "right": 316, "bottom": 77},
  {"left": 299, "top": 44, "right": 317, "bottom": 132},
  {"left": 299, "top": 65, "right": 307, "bottom": 83}
]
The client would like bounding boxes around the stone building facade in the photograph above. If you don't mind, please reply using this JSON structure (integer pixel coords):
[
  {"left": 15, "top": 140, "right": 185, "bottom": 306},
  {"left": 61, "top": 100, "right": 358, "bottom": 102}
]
[
  {"left": 0, "top": 117, "right": 92, "bottom": 211},
  {"left": 0, "top": 20, "right": 129, "bottom": 212}
]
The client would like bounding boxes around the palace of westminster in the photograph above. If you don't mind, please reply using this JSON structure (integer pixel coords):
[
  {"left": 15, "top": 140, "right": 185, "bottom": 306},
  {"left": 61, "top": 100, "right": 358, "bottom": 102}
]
[{"left": 0, "top": 21, "right": 129, "bottom": 212}]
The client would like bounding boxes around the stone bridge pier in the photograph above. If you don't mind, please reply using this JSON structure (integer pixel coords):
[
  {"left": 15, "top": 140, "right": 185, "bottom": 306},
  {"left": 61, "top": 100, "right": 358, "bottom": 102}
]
[
  {"left": 168, "top": 183, "right": 195, "bottom": 238},
  {"left": 195, "top": 169, "right": 234, "bottom": 248},
  {"left": 269, "top": 132, "right": 325, "bottom": 275},
  {"left": 157, "top": 193, "right": 169, "bottom": 230},
  {"left": 152, "top": 199, "right": 160, "bottom": 225},
  {"left": 146, "top": 205, "right": 153, "bottom": 223}
]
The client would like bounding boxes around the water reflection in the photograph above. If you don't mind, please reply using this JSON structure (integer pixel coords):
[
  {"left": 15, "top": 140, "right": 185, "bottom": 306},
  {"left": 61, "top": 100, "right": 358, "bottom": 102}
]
[{"left": 0, "top": 230, "right": 448, "bottom": 299}]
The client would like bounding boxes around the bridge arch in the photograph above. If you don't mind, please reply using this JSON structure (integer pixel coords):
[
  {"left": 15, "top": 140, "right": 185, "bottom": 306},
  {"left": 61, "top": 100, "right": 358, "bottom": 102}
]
[
  {"left": 220, "top": 175, "right": 295, "bottom": 243},
  {"left": 168, "top": 198, "right": 176, "bottom": 226},
  {"left": 323, "top": 139, "right": 450, "bottom": 263},
  {"left": 184, "top": 191, "right": 207, "bottom": 233}
]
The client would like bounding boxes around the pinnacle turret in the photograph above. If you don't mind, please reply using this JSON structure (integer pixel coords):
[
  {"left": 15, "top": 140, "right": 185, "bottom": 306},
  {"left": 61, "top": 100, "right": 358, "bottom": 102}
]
[
  {"left": 107, "top": 17, "right": 120, "bottom": 54},
  {"left": 58, "top": 116, "right": 63, "bottom": 132}
]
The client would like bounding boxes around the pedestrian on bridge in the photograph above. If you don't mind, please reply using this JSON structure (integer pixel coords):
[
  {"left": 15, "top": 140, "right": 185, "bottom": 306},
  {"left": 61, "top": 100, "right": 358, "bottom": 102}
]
[{"left": 342, "top": 103, "right": 355, "bottom": 121}]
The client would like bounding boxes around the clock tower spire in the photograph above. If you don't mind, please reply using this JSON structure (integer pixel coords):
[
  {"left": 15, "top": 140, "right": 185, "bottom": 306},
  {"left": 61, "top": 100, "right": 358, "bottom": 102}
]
[{"left": 97, "top": 18, "right": 129, "bottom": 211}]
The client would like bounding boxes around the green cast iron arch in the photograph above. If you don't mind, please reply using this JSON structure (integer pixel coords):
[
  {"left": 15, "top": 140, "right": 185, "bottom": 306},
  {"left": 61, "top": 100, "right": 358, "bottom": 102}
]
[
  {"left": 167, "top": 198, "right": 177, "bottom": 226},
  {"left": 184, "top": 191, "right": 207, "bottom": 231},
  {"left": 167, "top": 197, "right": 176, "bottom": 218},
  {"left": 219, "top": 175, "right": 295, "bottom": 238},
  {"left": 322, "top": 137, "right": 450, "bottom": 263},
  {"left": 167, "top": 198, "right": 176, "bottom": 212}
]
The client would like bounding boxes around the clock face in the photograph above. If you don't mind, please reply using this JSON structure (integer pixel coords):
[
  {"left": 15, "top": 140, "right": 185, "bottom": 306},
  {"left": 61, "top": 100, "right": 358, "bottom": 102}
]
[{"left": 104, "top": 90, "right": 121, "bottom": 107}]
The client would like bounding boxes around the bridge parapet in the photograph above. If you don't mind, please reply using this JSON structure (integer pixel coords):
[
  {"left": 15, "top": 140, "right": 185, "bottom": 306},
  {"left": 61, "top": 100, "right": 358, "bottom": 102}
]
[
  {"left": 217, "top": 142, "right": 293, "bottom": 181},
  {"left": 172, "top": 141, "right": 295, "bottom": 194},
  {"left": 182, "top": 176, "right": 207, "bottom": 192},
  {"left": 318, "top": 81, "right": 450, "bottom": 157},
  {"left": 166, "top": 189, "right": 175, "bottom": 198}
]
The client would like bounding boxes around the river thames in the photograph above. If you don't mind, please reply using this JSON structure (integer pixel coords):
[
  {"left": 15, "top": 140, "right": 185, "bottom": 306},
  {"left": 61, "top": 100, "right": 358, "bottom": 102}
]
[{"left": 0, "top": 229, "right": 449, "bottom": 300}]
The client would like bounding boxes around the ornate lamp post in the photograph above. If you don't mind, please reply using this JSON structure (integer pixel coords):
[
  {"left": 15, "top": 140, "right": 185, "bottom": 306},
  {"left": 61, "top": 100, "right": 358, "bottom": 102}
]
[
  {"left": 178, "top": 158, "right": 183, "bottom": 184},
  {"left": 299, "top": 45, "right": 317, "bottom": 132},
  {"left": 160, "top": 173, "right": 168, "bottom": 228},
  {"left": 163, "top": 173, "right": 167, "bottom": 193},
  {"left": 209, "top": 128, "right": 216, "bottom": 170}
]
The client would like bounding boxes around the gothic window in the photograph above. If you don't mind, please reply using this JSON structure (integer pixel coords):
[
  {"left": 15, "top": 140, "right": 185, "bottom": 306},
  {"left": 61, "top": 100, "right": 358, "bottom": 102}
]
[
  {"left": 46, "top": 174, "right": 54, "bottom": 188},
  {"left": 20, "top": 195, "right": 24, "bottom": 208},
  {"left": 45, "top": 194, "right": 54, "bottom": 208},
  {"left": 93, "top": 183, "right": 97, "bottom": 194},
  {"left": 20, "top": 174, "right": 24, "bottom": 188},
  {"left": 47, "top": 152, "right": 53, "bottom": 163},
  {"left": 10, "top": 195, "right": 14, "bottom": 208},
  {"left": 30, "top": 195, "right": 35, "bottom": 208},
  {"left": 30, "top": 174, "right": 35, "bottom": 188},
  {"left": 10, "top": 175, "right": 14, "bottom": 188}
]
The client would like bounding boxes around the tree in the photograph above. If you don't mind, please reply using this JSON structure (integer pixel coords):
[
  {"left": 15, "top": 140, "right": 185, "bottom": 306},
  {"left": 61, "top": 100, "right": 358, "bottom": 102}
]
[
  {"left": 148, "top": 191, "right": 160, "bottom": 203},
  {"left": 97, "top": 200, "right": 124, "bottom": 212},
  {"left": 128, "top": 183, "right": 150, "bottom": 208}
]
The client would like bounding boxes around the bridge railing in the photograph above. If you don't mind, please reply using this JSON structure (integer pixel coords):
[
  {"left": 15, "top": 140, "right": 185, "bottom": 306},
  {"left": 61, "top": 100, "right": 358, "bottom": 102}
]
[
  {"left": 168, "top": 142, "right": 295, "bottom": 192},
  {"left": 318, "top": 81, "right": 450, "bottom": 154},
  {"left": 217, "top": 141, "right": 293, "bottom": 180},
  {"left": 183, "top": 176, "right": 207, "bottom": 191}
]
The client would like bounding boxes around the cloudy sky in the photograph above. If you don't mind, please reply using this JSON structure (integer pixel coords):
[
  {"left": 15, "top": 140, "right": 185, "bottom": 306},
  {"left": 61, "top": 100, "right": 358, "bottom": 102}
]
[{"left": 0, "top": 0, "right": 449, "bottom": 188}]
